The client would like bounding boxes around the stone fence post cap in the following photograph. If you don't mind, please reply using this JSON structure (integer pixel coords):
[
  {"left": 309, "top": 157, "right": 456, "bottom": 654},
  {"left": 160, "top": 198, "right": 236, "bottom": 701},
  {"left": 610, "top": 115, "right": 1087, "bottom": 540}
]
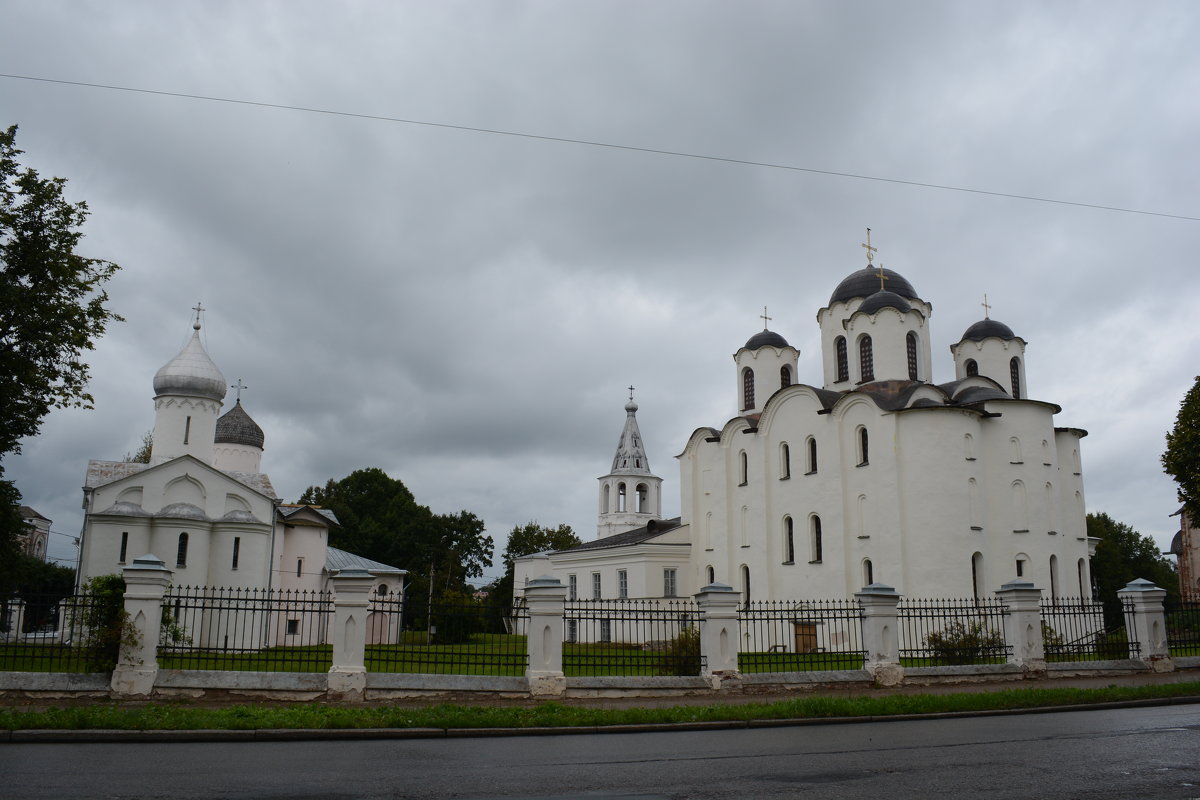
[
  {"left": 999, "top": 579, "right": 1039, "bottom": 591},
  {"left": 856, "top": 583, "right": 899, "bottom": 597},
  {"left": 1120, "top": 578, "right": 1164, "bottom": 593},
  {"left": 696, "top": 582, "right": 736, "bottom": 594},
  {"left": 126, "top": 554, "right": 170, "bottom": 571}
]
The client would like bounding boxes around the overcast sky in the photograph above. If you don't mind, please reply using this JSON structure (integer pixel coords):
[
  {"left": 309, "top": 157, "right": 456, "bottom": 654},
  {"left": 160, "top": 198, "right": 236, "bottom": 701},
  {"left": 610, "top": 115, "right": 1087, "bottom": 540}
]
[{"left": 3, "top": 1, "right": 1198, "bottom": 584}]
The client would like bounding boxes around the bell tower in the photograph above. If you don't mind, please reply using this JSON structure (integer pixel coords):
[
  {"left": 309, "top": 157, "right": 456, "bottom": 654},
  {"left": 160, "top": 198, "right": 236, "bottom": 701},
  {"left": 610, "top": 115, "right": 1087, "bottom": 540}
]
[{"left": 597, "top": 390, "right": 662, "bottom": 539}]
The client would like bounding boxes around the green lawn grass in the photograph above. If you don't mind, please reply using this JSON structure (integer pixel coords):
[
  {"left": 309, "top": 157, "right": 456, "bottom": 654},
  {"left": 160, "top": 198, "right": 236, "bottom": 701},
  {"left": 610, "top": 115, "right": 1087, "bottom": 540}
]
[
  {"left": 738, "top": 651, "right": 866, "bottom": 672},
  {"left": 2, "top": 681, "right": 1198, "bottom": 732},
  {"left": 0, "top": 644, "right": 105, "bottom": 673}
]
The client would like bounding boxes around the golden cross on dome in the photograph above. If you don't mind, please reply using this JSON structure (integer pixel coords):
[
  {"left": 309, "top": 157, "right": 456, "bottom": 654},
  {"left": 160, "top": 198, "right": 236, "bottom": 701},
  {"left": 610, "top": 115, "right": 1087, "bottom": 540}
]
[
  {"left": 861, "top": 227, "right": 877, "bottom": 266},
  {"left": 760, "top": 306, "right": 772, "bottom": 329},
  {"left": 231, "top": 378, "right": 248, "bottom": 403},
  {"left": 981, "top": 294, "right": 992, "bottom": 319},
  {"left": 877, "top": 262, "right": 887, "bottom": 292},
  {"left": 191, "top": 301, "right": 205, "bottom": 330}
]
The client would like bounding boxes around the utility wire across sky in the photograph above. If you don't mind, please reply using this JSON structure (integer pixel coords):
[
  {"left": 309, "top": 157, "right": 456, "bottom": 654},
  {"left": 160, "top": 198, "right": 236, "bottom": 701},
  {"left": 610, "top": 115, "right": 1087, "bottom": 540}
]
[{"left": 3, "top": 72, "right": 1197, "bottom": 223}]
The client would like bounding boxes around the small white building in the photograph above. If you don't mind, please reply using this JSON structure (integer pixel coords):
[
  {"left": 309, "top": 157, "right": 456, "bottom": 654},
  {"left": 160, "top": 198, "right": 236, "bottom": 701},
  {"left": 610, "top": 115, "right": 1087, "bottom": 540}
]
[
  {"left": 76, "top": 312, "right": 405, "bottom": 598},
  {"left": 17, "top": 506, "right": 50, "bottom": 561},
  {"left": 516, "top": 244, "right": 1095, "bottom": 605}
]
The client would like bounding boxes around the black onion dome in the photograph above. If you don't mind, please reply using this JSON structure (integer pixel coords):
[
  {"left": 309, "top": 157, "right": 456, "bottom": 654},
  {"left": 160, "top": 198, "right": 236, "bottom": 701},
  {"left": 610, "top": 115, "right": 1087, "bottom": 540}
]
[
  {"left": 857, "top": 290, "right": 912, "bottom": 315},
  {"left": 829, "top": 267, "right": 919, "bottom": 305},
  {"left": 961, "top": 318, "right": 1016, "bottom": 342},
  {"left": 215, "top": 401, "right": 265, "bottom": 448},
  {"left": 744, "top": 329, "right": 790, "bottom": 350}
]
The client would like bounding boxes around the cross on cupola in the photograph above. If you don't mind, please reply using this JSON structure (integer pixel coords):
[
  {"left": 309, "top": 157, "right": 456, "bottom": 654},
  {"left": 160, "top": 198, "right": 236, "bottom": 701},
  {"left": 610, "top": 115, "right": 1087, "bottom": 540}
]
[
  {"left": 861, "top": 228, "right": 878, "bottom": 266},
  {"left": 760, "top": 306, "right": 772, "bottom": 329},
  {"left": 231, "top": 378, "right": 248, "bottom": 403},
  {"left": 628, "top": 385, "right": 636, "bottom": 402},
  {"left": 981, "top": 294, "right": 992, "bottom": 319},
  {"left": 191, "top": 301, "right": 205, "bottom": 330}
]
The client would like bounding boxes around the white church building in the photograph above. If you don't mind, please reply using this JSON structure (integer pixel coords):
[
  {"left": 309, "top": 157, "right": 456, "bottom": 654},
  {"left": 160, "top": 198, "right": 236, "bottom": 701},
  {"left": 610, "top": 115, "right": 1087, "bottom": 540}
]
[
  {"left": 516, "top": 244, "right": 1094, "bottom": 604},
  {"left": 75, "top": 311, "right": 405, "bottom": 600}
]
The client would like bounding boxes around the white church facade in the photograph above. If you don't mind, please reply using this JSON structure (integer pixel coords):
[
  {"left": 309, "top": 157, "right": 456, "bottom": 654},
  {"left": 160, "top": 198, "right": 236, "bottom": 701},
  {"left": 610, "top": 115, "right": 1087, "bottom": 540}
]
[
  {"left": 516, "top": 245, "right": 1094, "bottom": 604},
  {"left": 76, "top": 311, "right": 405, "bottom": 600}
]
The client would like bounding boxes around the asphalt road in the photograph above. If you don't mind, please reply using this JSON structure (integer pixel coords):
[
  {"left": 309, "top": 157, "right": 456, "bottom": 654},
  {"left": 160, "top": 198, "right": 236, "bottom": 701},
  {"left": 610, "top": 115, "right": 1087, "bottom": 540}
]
[{"left": 2, "top": 704, "right": 1199, "bottom": 799}]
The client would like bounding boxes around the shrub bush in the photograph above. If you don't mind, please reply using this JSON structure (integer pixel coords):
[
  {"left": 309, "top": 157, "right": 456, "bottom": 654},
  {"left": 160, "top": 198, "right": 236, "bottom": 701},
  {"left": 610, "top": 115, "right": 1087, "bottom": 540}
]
[
  {"left": 657, "top": 626, "right": 701, "bottom": 676},
  {"left": 924, "top": 620, "right": 1005, "bottom": 665}
]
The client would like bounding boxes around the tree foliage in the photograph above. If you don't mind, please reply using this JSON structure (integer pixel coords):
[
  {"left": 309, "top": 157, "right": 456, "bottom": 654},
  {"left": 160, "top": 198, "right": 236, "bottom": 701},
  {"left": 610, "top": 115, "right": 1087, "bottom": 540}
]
[
  {"left": 0, "top": 124, "right": 121, "bottom": 560},
  {"left": 1163, "top": 375, "right": 1200, "bottom": 521},
  {"left": 1087, "top": 512, "right": 1177, "bottom": 626},
  {"left": 299, "top": 467, "right": 494, "bottom": 603},
  {"left": 123, "top": 429, "right": 153, "bottom": 464}
]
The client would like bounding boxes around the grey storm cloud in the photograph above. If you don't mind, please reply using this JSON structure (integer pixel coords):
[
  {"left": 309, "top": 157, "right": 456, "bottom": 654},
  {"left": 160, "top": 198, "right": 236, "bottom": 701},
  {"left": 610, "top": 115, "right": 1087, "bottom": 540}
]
[{"left": 3, "top": 0, "right": 1198, "bottom": 580}]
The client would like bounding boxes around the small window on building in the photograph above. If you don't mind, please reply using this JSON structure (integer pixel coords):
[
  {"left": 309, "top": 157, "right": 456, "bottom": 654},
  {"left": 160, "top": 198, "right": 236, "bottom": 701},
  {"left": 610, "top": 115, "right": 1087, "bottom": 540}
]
[
  {"left": 965, "top": 359, "right": 978, "bottom": 377},
  {"left": 663, "top": 568, "right": 678, "bottom": 598},
  {"left": 706, "top": 565, "right": 715, "bottom": 585},
  {"left": 783, "top": 516, "right": 795, "bottom": 564},
  {"left": 811, "top": 516, "right": 823, "bottom": 563},
  {"left": 618, "top": 569, "right": 628, "bottom": 599},
  {"left": 906, "top": 332, "right": 919, "bottom": 380},
  {"left": 863, "top": 558, "right": 874, "bottom": 587},
  {"left": 835, "top": 336, "right": 849, "bottom": 383},
  {"left": 636, "top": 483, "right": 648, "bottom": 513},
  {"left": 599, "top": 619, "right": 612, "bottom": 642},
  {"left": 285, "top": 619, "right": 300, "bottom": 636},
  {"left": 566, "top": 619, "right": 578, "bottom": 643},
  {"left": 806, "top": 437, "right": 817, "bottom": 474},
  {"left": 780, "top": 364, "right": 792, "bottom": 388},
  {"left": 742, "top": 367, "right": 755, "bottom": 410},
  {"left": 568, "top": 574, "right": 577, "bottom": 601},
  {"left": 296, "top": 558, "right": 303, "bottom": 578},
  {"left": 232, "top": 536, "right": 240, "bottom": 570},
  {"left": 859, "top": 335, "right": 874, "bottom": 382},
  {"left": 739, "top": 451, "right": 749, "bottom": 486},
  {"left": 857, "top": 427, "right": 869, "bottom": 467},
  {"left": 618, "top": 483, "right": 627, "bottom": 512},
  {"left": 183, "top": 415, "right": 191, "bottom": 445},
  {"left": 176, "top": 532, "right": 189, "bottom": 568},
  {"left": 119, "top": 531, "right": 128, "bottom": 564},
  {"left": 592, "top": 572, "right": 602, "bottom": 600},
  {"left": 1010, "top": 357, "right": 1021, "bottom": 399},
  {"left": 1015, "top": 558, "right": 1025, "bottom": 577},
  {"left": 740, "top": 565, "right": 751, "bottom": 605},
  {"left": 780, "top": 443, "right": 791, "bottom": 479}
]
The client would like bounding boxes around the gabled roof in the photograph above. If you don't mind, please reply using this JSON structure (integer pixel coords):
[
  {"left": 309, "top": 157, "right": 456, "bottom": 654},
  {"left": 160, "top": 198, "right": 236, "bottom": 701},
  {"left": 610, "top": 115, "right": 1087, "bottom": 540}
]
[
  {"left": 277, "top": 504, "right": 339, "bottom": 525},
  {"left": 326, "top": 546, "right": 406, "bottom": 575},
  {"left": 560, "top": 517, "right": 685, "bottom": 552},
  {"left": 85, "top": 454, "right": 278, "bottom": 499},
  {"left": 18, "top": 506, "right": 49, "bottom": 522}
]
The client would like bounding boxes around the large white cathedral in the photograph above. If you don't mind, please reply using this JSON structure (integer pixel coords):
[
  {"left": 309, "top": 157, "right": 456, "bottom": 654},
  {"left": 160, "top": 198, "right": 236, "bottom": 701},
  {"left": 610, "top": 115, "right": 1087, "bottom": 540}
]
[
  {"left": 75, "top": 312, "right": 404, "bottom": 598},
  {"left": 516, "top": 247, "right": 1094, "bottom": 603}
]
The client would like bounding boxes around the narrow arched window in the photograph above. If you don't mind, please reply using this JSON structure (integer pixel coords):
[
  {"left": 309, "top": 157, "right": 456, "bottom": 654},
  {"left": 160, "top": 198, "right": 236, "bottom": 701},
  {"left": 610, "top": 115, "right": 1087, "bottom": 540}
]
[
  {"left": 739, "top": 451, "right": 748, "bottom": 486},
  {"left": 811, "top": 516, "right": 823, "bottom": 563},
  {"left": 706, "top": 565, "right": 715, "bottom": 585},
  {"left": 857, "top": 427, "right": 869, "bottom": 466},
  {"left": 784, "top": 517, "right": 795, "bottom": 563},
  {"left": 742, "top": 367, "right": 755, "bottom": 410},
  {"left": 741, "top": 565, "right": 751, "bottom": 605},
  {"left": 863, "top": 558, "right": 874, "bottom": 587},
  {"left": 601, "top": 484, "right": 610, "bottom": 514},
  {"left": 617, "top": 483, "right": 627, "bottom": 512},
  {"left": 906, "top": 332, "right": 919, "bottom": 380},
  {"left": 1049, "top": 555, "right": 1059, "bottom": 601},
  {"left": 835, "top": 336, "right": 849, "bottom": 383},
  {"left": 859, "top": 336, "right": 874, "bottom": 382},
  {"left": 1010, "top": 357, "right": 1021, "bottom": 399},
  {"left": 971, "top": 552, "right": 983, "bottom": 599},
  {"left": 780, "top": 443, "right": 791, "bottom": 479},
  {"left": 965, "top": 359, "right": 978, "bottom": 377},
  {"left": 176, "top": 532, "right": 189, "bottom": 568},
  {"left": 636, "top": 483, "right": 648, "bottom": 513},
  {"left": 780, "top": 364, "right": 792, "bottom": 388},
  {"left": 806, "top": 437, "right": 817, "bottom": 474}
]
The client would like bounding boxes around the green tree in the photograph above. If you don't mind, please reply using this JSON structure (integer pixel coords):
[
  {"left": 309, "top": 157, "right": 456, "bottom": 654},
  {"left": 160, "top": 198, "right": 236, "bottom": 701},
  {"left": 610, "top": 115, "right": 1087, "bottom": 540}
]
[
  {"left": 1163, "top": 375, "right": 1200, "bottom": 521},
  {"left": 1087, "top": 512, "right": 1178, "bottom": 627},
  {"left": 122, "top": 429, "right": 153, "bottom": 463},
  {"left": 489, "top": 521, "right": 581, "bottom": 605},
  {"left": 298, "top": 467, "right": 493, "bottom": 603},
  {"left": 0, "top": 124, "right": 121, "bottom": 564}
]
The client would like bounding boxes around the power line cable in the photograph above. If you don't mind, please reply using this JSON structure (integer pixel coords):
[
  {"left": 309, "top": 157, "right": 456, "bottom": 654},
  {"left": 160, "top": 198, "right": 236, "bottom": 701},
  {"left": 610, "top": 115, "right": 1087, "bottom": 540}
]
[{"left": 3, "top": 72, "right": 1196, "bottom": 223}]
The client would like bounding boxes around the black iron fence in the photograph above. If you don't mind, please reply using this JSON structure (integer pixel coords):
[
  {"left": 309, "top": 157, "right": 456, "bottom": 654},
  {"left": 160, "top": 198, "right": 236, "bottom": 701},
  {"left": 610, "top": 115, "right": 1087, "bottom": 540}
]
[
  {"left": 898, "top": 598, "right": 1010, "bottom": 666},
  {"left": 563, "top": 599, "right": 702, "bottom": 676},
  {"left": 1040, "top": 597, "right": 1140, "bottom": 660},
  {"left": 364, "top": 597, "right": 529, "bottom": 675},
  {"left": 738, "top": 600, "right": 865, "bottom": 672},
  {"left": 0, "top": 591, "right": 122, "bottom": 673},
  {"left": 157, "top": 586, "right": 334, "bottom": 672},
  {"left": 1165, "top": 598, "right": 1200, "bottom": 657}
]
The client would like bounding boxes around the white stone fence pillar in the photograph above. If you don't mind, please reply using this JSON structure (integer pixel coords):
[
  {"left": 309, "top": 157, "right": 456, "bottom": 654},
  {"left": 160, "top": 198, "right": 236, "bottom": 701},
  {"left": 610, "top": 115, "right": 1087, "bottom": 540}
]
[
  {"left": 111, "top": 554, "right": 173, "bottom": 697},
  {"left": 996, "top": 579, "right": 1045, "bottom": 672},
  {"left": 523, "top": 576, "right": 567, "bottom": 696},
  {"left": 856, "top": 583, "right": 902, "bottom": 686},
  {"left": 1118, "top": 578, "right": 1173, "bottom": 671},
  {"left": 328, "top": 569, "right": 375, "bottom": 701},
  {"left": 695, "top": 582, "right": 742, "bottom": 689}
]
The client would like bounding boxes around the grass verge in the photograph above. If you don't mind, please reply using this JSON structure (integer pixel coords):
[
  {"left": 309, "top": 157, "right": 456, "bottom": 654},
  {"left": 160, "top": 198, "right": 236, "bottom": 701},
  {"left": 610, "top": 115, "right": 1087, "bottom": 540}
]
[{"left": 2, "top": 682, "right": 1199, "bottom": 732}]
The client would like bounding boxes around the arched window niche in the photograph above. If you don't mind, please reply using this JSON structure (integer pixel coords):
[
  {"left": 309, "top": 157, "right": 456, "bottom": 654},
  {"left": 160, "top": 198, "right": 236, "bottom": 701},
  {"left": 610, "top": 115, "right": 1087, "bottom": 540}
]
[
  {"left": 783, "top": 516, "right": 795, "bottom": 564},
  {"left": 780, "top": 442, "right": 791, "bottom": 479},
  {"left": 806, "top": 437, "right": 817, "bottom": 474},
  {"left": 742, "top": 367, "right": 755, "bottom": 410},
  {"left": 858, "top": 335, "right": 874, "bottom": 382},
  {"left": 780, "top": 364, "right": 792, "bottom": 388},
  {"left": 835, "top": 336, "right": 849, "bottom": 383},
  {"left": 810, "top": 515, "right": 823, "bottom": 563},
  {"left": 906, "top": 331, "right": 919, "bottom": 380}
]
